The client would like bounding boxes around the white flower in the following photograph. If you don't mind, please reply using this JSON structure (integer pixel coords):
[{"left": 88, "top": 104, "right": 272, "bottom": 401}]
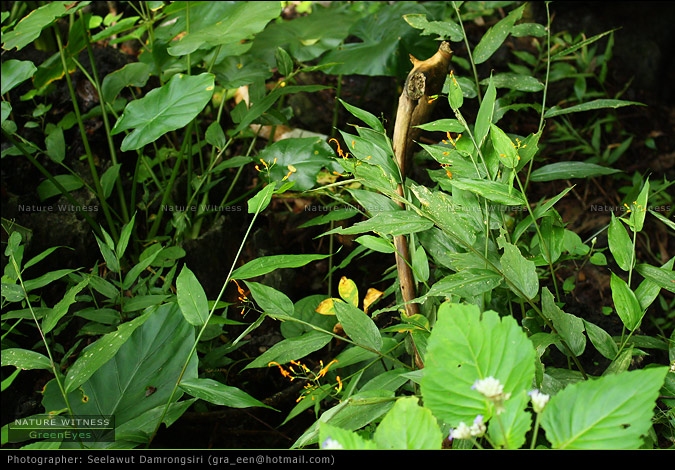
[
  {"left": 472, "top": 376, "right": 505, "bottom": 398},
  {"left": 528, "top": 389, "right": 550, "bottom": 413},
  {"left": 449, "top": 415, "right": 486, "bottom": 440},
  {"left": 321, "top": 437, "right": 343, "bottom": 449},
  {"left": 449, "top": 421, "right": 472, "bottom": 440}
]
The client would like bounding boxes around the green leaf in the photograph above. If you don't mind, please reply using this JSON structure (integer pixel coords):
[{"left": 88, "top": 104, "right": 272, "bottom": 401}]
[
  {"left": 258, "top": 137, "right": 338, "bottom": 191},
  {"left": 333, "top": 301, "right": 382, "bottom": 351},
  {"left": 372, "top": 396, "right": 443, "bottom": 450},
  {"left": 95, "top": 232, "right": 119, "bottom": 274},
  {"left": 231, "top": 253, "right": 330, "bottom": 281},
  {"left": 422, "top": 269, "right": 502, "bottom": 301},
  {"left": 541, "top": 287, "right": 586, "bottom": 356},
  {"left": 450, "top": 178, "right": 526, "bottom": 206},
  {"left": 355, "top": 235, "right": 394, "bottom": 254},
  {"left": 101, "top": 62, "right": 150, "bottom": 103},
  {"left": 116, "top": 213, "right": 135, "bottom": 260},
  {"left": 421, "top": 303, "right": 536, "bottom": 425},
  {"left": 244, "top": 330, "right": 333, "bottom": 369},
  {"left": 275, "top": 47, "right": 294, "bottom": 77},
  {"left": 111, "top": 73, "right": 215, "bottom": 151},
  {"left": 36, "top": 174, "right": 83, "bottom": 201},
  {"left": 582, "top": 319, "right": 619, "bottom": 360},
  {"left": 247, "top": 182, "right": 276, "bottom": 214},
  {"left": 490, "top": 123, "right": 518, "bottom": 169},
  {"left": 2, "top": 1, "right": 89, "bottom": 51},
  {"left": 44, "top": 303, "right": 197, "bottom": 448},
  {"left": 403, "top": 14, "right": 463, "bottom": 41},
  {"left": 339, "top": 99, "right": 384, "bottom": 133},
  {"left": 629, "top": 179, "right": 649, "bottom": 233},
  {"left": 204, "top": 121, "right": 227, "bottom": 150},
  {"left": 488, "top": 390, "right": 531, "bottom": 449},
  {"left": 100, "top": 163, "right": 121, "bottom": 200},
  {"left": 245, "top": 281, "right": 295, "bottom": 318},
  {"left": 319, "top": 423, "right": 378, "bottom": 450},
  {"left": 483, "top": 72, "right": 544, "bottom": 92},
  {"left": 499, "top": 238, "right": 539, "bottom": 300},
  {"left": 544, "top": 99, "right": 644, "bottom": 118},
  {"left": 42, "top": 278, "right": 89, "bottom": 335},
  {"left": 64, "top": 309, "right": 153, "bottom": 393},
  {"left": 1, "top": 349, "right": 51, "bottom": 370},
  {"left": 530, "top": 162, "right": 622, "bottom": 182},
  {"left": 541, "top": 367, "right": 669, "bottom": 449},
  {"left": 324, "top": 211, "right": 434, "bottom": 237},
  {"left": 475, "top": 76, "right": 496, "bottom": 150},
  {"left": 22, "top": 269, "right": 77, "bottom": 293},
  {"left": 610, "top": 273, "right": 644, "bottom": 331},
  {"left": 472, "top": 4, "right": 524, "bottom": 64},
  {"left": 1, "top": 59, "right": 37, "bottom": 95},
  {"left": 608, "top": 213, "right": 634, "bottom": 271},
  {"left": 176, "top": 266, "right": 209, "bottom": 327},
  {"left": 179, "top": 378, "right": 274, "bottom": 410},
  {"left": 636, "top": 262, "right": 675, "bottom": 294}
]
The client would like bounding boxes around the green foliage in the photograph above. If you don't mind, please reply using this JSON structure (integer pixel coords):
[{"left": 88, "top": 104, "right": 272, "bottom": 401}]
[{"left": 1, "top": 0, "right": 673, "bottom": 451}]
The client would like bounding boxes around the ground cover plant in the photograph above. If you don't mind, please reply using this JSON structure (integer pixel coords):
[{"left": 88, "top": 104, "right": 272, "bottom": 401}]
[{"left": 1, "top": 1, "right": 673, "bottom": 450}]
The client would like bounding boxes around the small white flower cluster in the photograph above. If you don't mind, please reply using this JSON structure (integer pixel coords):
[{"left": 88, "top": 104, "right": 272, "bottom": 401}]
[
  {"left": 449, "top": 415, "right": 486, "bottom": 440},
  {"left": 528, "top": 389, "right": 550, "bottom": 413},
  {"left": 472, "top": 376, "right": 511, "bottom": 414}
]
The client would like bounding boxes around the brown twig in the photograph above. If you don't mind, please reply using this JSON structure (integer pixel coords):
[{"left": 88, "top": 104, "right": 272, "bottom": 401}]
[{"left": 391, "top": 42, "right": 452, "bottom": 368}]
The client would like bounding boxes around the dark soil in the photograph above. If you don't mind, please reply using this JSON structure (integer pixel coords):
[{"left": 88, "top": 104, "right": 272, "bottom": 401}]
[{"left": 1, "top": 2, "right": 673, "bottom": 450}]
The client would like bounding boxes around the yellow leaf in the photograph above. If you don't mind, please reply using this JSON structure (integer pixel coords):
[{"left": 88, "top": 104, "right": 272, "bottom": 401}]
[
  {"left": 316, "top": 298, "right": 340, "bottom": 315},
  {"left": 338, "top": 276, "right": 359, "bottom": 307},
  {"left": 363, "top": 287, "right": 383, "bottom": 315}
]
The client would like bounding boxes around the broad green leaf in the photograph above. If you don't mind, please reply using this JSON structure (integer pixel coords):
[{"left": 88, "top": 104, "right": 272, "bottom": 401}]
[
  {"left": 530, "top": 162, "right": 622, "bottom": 182},
  {"left": 1, "top": 59, "right": 37, "bottom": 95},
  {"left": 450, "top": 178, "right": 526, "bottom": 206},
  {"left": 348, "top": 189, "right": 400, "bottom": 214},
  {"left": 421, "top": 303, "right": 536, "bottom": 425},
  {"left": 603, "top": 347, "right": 633, "bottom": 375},
  {"left": 244, "top": 330, "right": 332, "bottom": 369},
  {"left": 100, "top": 62, "right": 150, "bottom": 103},
  {"left": 275, "top": 47, "right": 294, "bottom": 77},
  {"left": 111, "top": 73, "right": 215, "bottom": 151},
  {"left": 608, "top": 213, "right": 634, "bottom": 271},
  {"left": 42, "top": 278, "right": 89, "bottom": 334},
  {"left": 499, "top": 238, "right": 539, "bottom": 300},
  {"left": 204, "top": 121, "right": 227, "bottom": 150},
  {"left": 121, "top": 295, "right": 169, "bottom": 313},
  {"left": 2, "top": 1, "right": 90, "bottom": 51},
  {"left": 539, "top": 215, "right": 565, "bottom": 264},
  {"left": 231, "top": 253, "right": 330, "bottom": 280},
  {"left": 582, "top": 319, "right": 619, "bottom": 360},
  {"left": 95, "top": 233, "right": 119, "bottom": 273},
  {"left": 22, "top": 269, "right": 77, "bottom": 293},
  {"left": 551, "top": 29, "right": 619, "bottom": 61},
  {"left": 122, "top": 245, "right": 161, "bottom": 290},
  {"left": 36, "top": 174, "right": 83, "bottom": 201},
  {"left": 179, "top": 378, "right": 274, "bottom": 410},
  {"left": 258, "top": 137, "right": 338, "bottom": 191},
  {"left": 166, "top": 1, "right": 281, "bottom": 56},
  {"left": 635, "top": 258, "right": 675, "bottom": 306},
  {"left": 472, "top": 4, "right": 524, "bottom": 64},
  {"left": 1, "top": 349, "right": 51, "bottom": 370},
  {"left": 373, "top": 396, "right": 443, "bottom": 450},
  {"left": 541, "top": 367, "right": 668, "bottom": 449},
  {"left": 610, "top": 273, "right": 644, "bottom": 331},
  {"left": 447, "top": 71, "right": 464, "bottom": 110},
  {"left": 334, "top": 301, "right": 382, "bottom": 351},
  {"left": 403, "top": 14, "right": 463, "bottom": 42},
  {"left": 64, "top": 308, "right": 153, "bottom": 393},
  {"left": 415, "top": 119, "right": 465, "bottom": 133},
  {"left": 176, "top": 266, "right": 209, "bottom": 326},
  {"left": 544, "top": 99, "right": 644, "bottom": 118},
  {"left": 45, "top": 303, "right": 197, "bottom": 448},
  {"left": 541, "top": 287, "right": 586, "bottom": 356},
  {"left": 324, "top": 211, "right": 433, "bottom": 237},
  {"left": 245, "top": 281, "right": 295, "bottom": 318}
]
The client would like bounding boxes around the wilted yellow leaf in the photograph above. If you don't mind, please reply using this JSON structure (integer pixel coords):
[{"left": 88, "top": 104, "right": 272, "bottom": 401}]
[
  {"left": 316, "top": 298, "right": 340, "bottom": 315},
  {"left": 338, "top": 276, "right": 359, "bottom": 307},
  {"left": 363, "top": 287, "right": 383, "bottom": 314}
]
